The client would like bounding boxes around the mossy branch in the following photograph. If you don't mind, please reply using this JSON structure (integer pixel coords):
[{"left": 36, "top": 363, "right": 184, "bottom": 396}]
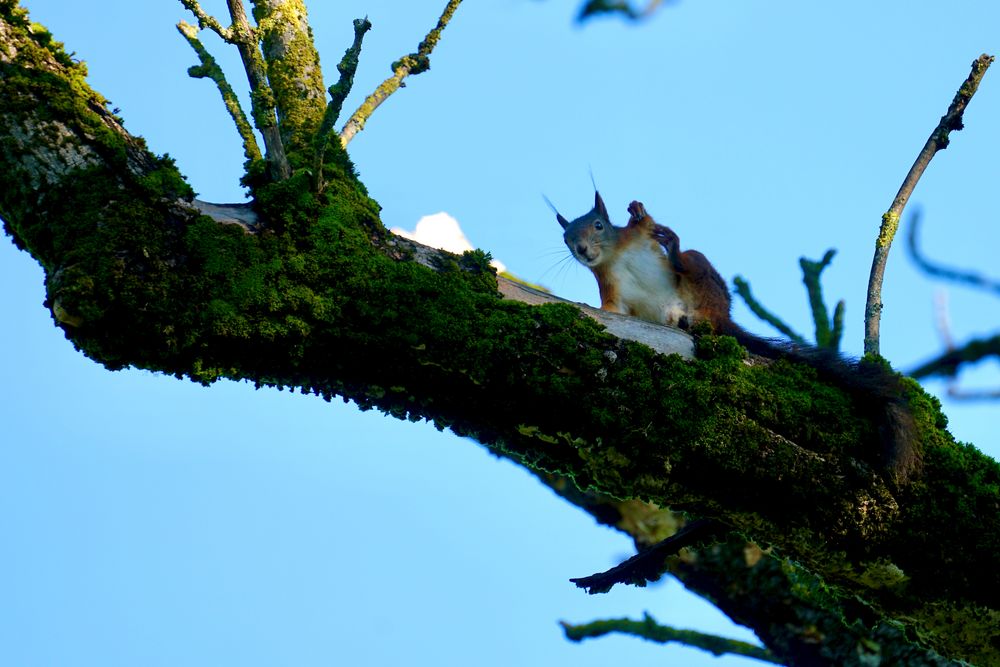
[
  {"left": 177, "top": 0, "right": 291, "bottom": 181},
  {"left": 863, "top": 54, "right": 994, "bottom": 357},
  {"left": 314, "top": 17, "right": 371, "bottom": 191},
  {"left": 800, "top": 249, "right": 843, "bottom": 351},
  {"left": 178, "top": 0, "right": 233, "bottom": 41},
  {"left": 339, "top": 0, "right": 464, "bottom": 147},
  {"left": 252, "top": 0, "right": 327, "bottom": 158},
  {"left": 176, "top": 21, "right": 262, "bottom": 164},
  {"left": 561, "top": 613, "right": 781, "bottom": 664},
  {"left": 733, "top": 276, "right": 806, "bottom": 344}
]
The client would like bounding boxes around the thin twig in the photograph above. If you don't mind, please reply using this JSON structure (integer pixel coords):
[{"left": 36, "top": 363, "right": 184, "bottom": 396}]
[
  {"left": 314, "top": 17, "right": 371, "bottom": 190},
  {"left": 561, "top": 612, "right": 781, "bottom": 665},
  {"left": 733, "top": 276, "right": 807, "bottom": 344},
  {"left": 339, "top": 0, "right": 464, "bottom": 147},
  {"left": 863, "top": 54, "right": 994, "bottom": 357},
  {"left": 570, "top": 519, "right": 721, "bottom": 594},
  {"left": 800, "top": 249, "right": 841, "bottom": 350},
  {"left": 177, "top": 21, "right": 262, "bottom": 164},
  {"left": 178, "top": 0, "right": 233, "bottom": 41},
  {"left": 907, "top": 209, "right": 1000, "bottom": 297}
]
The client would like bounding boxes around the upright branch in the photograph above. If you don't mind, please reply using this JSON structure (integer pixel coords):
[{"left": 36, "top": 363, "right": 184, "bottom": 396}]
[
  {"left": 863, "top": 54, "right": 993, "bottom": 357},
  {"left": 339, "top": 0, "right": 465, "bottom": 147},
  {"left": 252, "top": 0, "right": 327, "bottom": 159},
  {"left": 800, "top": 249, "right": 844, "bottom": 351},
  {"left": 227, "top": 0, "right": 291, "bottom": 180},
  {"left": 314, "top": 17, "right": 371, "bottom": 191},
  {"left": 176, "top": 21, "right": 262, "bottom": 164},
  {"left": 178, "top": 0, "right": 291, "bottom": 181}
]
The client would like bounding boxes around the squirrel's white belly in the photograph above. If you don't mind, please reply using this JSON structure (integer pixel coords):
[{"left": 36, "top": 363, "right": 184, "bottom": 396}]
[{"left": 607, "top": 246, "right": 686, "bottom": 326}]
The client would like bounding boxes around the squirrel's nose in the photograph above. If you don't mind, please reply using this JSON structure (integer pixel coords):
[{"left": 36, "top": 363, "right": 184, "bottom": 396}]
[{"left": 576, "top": 244, "right": 588, "bottom": 256}]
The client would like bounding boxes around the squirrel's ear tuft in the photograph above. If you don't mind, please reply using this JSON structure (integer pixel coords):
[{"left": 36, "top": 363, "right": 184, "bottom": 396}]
[
  {"left": 544, "top": 195, "right": 570, "bottom": 229},
  {"left": 594, "top": 191, "right": 609, "bottom": 221}
]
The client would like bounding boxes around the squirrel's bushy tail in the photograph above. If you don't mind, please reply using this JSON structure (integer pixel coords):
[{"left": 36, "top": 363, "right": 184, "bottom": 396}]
[{"left": 718, "top": 322, "right": 921, "bottom": 483}]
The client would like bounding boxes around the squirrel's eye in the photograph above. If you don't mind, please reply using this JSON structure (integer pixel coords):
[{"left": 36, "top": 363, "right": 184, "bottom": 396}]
[{"left": 594, "top": 221, "right": 604, "bottom": 230}]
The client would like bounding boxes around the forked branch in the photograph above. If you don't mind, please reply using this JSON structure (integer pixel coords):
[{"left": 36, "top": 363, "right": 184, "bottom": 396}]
[
  {"left": 863, "top": 54, "right": 993, "bottom": 356},
  {"left": 177, "top": 21, "right": 261, "bottom": 163},
  {"left": 339, "top": 0, "right": 465, "bottom": 146}
]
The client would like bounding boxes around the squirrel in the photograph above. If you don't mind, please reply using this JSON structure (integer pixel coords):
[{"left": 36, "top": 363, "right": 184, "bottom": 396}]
[{"left": 555, "top": 192, "right": 920, "bottom": 483}]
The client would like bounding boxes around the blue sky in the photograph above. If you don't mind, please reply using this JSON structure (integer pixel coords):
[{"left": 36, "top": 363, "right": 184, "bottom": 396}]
[{"left": 2, "top": 1, "right": 999, "bottom": 665}]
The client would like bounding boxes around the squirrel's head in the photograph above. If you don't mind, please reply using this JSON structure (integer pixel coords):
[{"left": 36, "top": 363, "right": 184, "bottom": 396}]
[{"left": 556, "top": 191, "right": 616, "bottom": 268}]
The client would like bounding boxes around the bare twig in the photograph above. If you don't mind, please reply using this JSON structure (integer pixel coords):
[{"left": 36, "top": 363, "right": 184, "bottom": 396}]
[
  {"left": 177, "top": 21, "right": 261, "bottom": 164},
  {"left": 314, "top": 17, "right": 371, "bottom": 190},
  {"left": 863, "top": 54, "right": 994, "bottom": 357},
  {"left": 561, "top": 612, "right": 781, "bottom": 665},
  {"left": 800, "top": 249, "right": 843, "bottom": 351},
  {"left": 339, "top": 0, "right": 464, "bottom": 147},
  {"left": 733, "top": 276, "right": 807, "bottom": 344},
  {"left": 908, "top": 209, "right": 1000, "bottom": 297}
]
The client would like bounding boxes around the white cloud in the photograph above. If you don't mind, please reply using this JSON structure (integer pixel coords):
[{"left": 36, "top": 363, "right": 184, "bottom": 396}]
[{"left": 391, "top": 212, "right": 506, "bottom": 274}]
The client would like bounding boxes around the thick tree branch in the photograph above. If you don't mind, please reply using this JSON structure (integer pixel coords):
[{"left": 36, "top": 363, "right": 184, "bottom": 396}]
[
  {"left": 863, "top": 54, "right": 993, "bottom": 356},
  {"left": 339, "top": 0, "right": 464, "bottom": 146},
  {"left": 252, "top": 0, "right": 327, "bottom": 159},
  {"left": 2, "top": 8, "right": 1000, "bottom": 664}
]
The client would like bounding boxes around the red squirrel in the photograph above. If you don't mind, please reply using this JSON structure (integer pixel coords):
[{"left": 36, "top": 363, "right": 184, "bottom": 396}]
[{"left": 556, "top": 192, "right": 920, "bottom": 483}]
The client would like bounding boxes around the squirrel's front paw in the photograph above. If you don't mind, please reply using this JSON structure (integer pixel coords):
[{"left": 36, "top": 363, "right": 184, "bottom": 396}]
[{"left": 627, "top": 200, "right": 647, "bottom": 221}]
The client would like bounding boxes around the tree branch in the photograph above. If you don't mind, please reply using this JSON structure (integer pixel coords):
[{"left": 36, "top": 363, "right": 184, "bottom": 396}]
[
  {"left": 222, "top": 0, "right": 290, "bottom": 181},
  {"left": 176, "top": 21, "right": 262, "bottom": 164},
  {"left": 908, "top": 333, "right": 1000, "bottom": 379},
  {"left": 178, "top": 0, "right": 233, "bottom": 41},
  {"left": 251, "top": 0, "right": 327, "bottom": 159},
  {"left": 339, "top": 0, "right": 464, "bottom": 147},
  {"left": 576, "top": 0, "right": 667, "bottom": 23},
  {"left": 800, "top": 249, "right": 843, "bottom": 350},
  {"left": 314, "top": 17, "right": 371, "bottom": 191},
  {"left": 732, "top": 276, "right": 807, "bottom": 344},
  {"left": 863, "top": 54, "right": 994, "bottom": 357},
  {"left": 569, "top": 518, "right": 721, "bottom": 594},
  {"left": 561, "top": 612, "right": 781, "bottom": 664},
  {"left": 3, "top": 9, "right": 1000, "bottom": 664},
  {"left": 907, "top": 209, "right": 1000, "bottom": 296}
]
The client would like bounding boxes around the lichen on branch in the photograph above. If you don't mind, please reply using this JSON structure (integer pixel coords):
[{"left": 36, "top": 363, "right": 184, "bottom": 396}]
[{"left": 339, "top": 0, "right": 465, "bottom": 146}]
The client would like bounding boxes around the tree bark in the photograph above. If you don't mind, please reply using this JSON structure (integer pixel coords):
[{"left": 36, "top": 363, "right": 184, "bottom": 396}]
[{"left": 1, "top": 4, "right": 998, "bottom": 665}]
